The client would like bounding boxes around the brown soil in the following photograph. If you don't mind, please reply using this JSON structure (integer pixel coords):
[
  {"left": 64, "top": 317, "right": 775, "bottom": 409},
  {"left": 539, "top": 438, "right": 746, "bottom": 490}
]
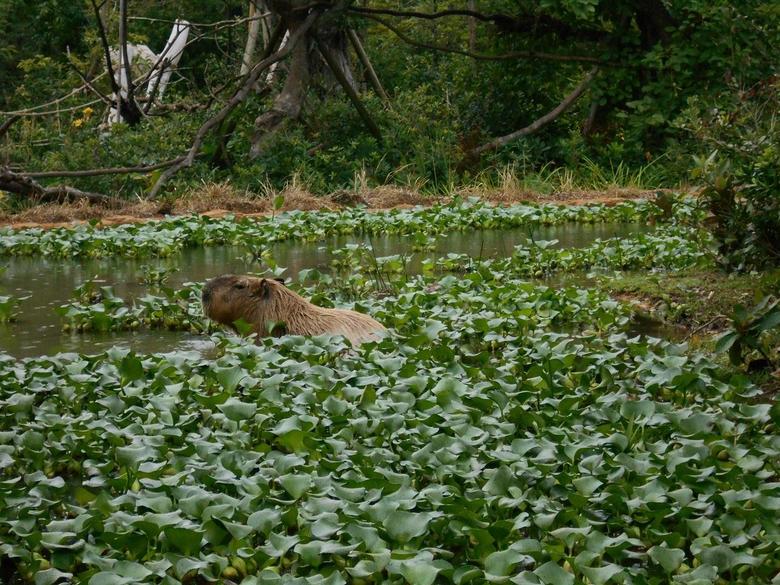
[{"left": 0, "top": 183, "right": 667, "bottom": 230}]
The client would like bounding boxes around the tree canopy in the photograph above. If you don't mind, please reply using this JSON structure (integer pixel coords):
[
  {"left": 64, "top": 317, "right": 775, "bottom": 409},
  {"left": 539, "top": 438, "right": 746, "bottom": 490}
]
[{"left": 0, "top": 0, "right": 777, "bottom": 198}]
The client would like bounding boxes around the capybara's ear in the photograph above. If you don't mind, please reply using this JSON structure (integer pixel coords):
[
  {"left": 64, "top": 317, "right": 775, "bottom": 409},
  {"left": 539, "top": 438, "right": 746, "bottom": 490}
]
[
  {"left": 254, "top": 278, "right": 272, "bottom": 299},
  {"left": 274, "top": 278, "right": 286, "bottom": 286}
]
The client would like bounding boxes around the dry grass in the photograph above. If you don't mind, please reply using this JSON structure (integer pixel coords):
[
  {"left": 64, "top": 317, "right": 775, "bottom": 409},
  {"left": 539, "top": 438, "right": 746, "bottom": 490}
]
[
  {"left": 360, "top": 186, "right": 440, "bottom": 209},
  {"left": 0, "top": 198, "right": 160, "bottom": 227},
  {"left": 172, "top": 181, "right": 268, "bottom": 214},
  {"left": 0, "top": 167, "right": 683, "bottom": 229},
  {"left": 277, "top": 180, "right": 339, "bottom": 212}
]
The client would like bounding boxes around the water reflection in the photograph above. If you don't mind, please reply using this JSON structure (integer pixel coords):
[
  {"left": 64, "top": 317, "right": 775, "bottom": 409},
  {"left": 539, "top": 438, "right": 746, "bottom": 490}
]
[{"left": 0, "top": 223, "right": 653, "bottom": 358}]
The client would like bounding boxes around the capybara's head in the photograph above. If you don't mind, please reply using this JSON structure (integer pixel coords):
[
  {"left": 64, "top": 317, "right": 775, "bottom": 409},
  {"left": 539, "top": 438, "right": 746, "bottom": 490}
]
[{"left": 202, "top": 274, "right": 286, "bottom": 329}]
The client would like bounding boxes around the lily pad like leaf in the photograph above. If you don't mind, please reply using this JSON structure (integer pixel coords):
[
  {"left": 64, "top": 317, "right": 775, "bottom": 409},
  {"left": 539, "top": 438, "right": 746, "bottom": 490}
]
[
  {"left": 163, "top": 526, "right": 204, "bottom": 556},
  {"left": 580, "top": 564, "right": 623, "bottom": 585},
  {"left": 218, "top": 397, "right": 257, "bottom": 421},
  {"left": 533, "top": 561, "right": 574, "bottom": 585},
  {"left": 648, "top": 545, "right": 685, "bottom": 573},
  {"left": 401, "top": 559, "right": 440, "bottom": 585},
  {"left": 35, "top": 569, "right": 73, "bottom": 585},
  {"left": 279, "top": 473, "right": 312, "bottom": 499},
  {"left": 383, "top": 510, "right": 431, "bottom": 543}
]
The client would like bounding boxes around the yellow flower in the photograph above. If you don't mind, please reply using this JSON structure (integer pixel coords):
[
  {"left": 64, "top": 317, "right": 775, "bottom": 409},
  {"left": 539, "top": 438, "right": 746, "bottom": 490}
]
[
  {"left": 72, "top": 118, "right": 84, "bottom": 128},
  {"left": 82, "top": 107, "right": 94, "bottom": 118}
]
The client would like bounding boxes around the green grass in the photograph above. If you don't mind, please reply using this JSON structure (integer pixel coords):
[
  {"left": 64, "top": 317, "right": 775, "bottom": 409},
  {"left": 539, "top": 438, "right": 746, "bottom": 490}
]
[
  {"left": 466, "top": 157, "right": 676, "bottom": 197},
  {"left": 597, "top": 269, "right": 780, "bottom": 330}
]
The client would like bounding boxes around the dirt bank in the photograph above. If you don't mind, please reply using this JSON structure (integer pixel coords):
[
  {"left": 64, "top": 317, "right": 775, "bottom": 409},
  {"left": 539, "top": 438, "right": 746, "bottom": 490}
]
[{"left": 0, "top": 183, "right": 669, "bottom": 230}]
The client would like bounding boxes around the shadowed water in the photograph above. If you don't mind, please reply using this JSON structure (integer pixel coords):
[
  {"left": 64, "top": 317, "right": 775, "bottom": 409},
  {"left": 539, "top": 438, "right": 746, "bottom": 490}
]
[{"left": 0, "top": 223, "right": 654, "bottom": 358}]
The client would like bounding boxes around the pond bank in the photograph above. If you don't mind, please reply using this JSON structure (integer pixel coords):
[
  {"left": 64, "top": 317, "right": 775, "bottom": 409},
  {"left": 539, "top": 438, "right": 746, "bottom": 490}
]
[
  {"left": 0, "top": 185, "right": 673, "bottom": 229},
  {"left": 597, "top": 269, "right": 780, "bottom": 333}
]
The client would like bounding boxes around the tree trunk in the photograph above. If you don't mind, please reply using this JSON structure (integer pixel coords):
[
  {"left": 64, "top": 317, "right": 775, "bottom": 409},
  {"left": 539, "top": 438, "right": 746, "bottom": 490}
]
[
  {"left": 250, "top": 18, "right": 311, "bottom": 158},
  {"left": 146, "top": 19, "right": 190, "bottom": 104},
  {"left": 114, "top": 0, "right": 142, "bottom": 125},
  {"left": 635, "top": 0, "right": 676, "bottom": 50},
  {"left": 241, "top": 1, "right": 262, "bottom": 75}
]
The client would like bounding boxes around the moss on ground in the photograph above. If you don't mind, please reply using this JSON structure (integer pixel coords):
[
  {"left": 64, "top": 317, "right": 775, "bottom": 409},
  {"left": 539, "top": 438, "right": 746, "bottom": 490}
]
[{"left": 597, "top": 269, "right": 780, "bottom": 332}]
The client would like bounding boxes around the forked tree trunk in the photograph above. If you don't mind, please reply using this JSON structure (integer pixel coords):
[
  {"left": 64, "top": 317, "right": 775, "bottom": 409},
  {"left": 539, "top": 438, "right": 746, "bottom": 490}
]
[
  {"left": 250, "top": 18, "right": 311, "bottom": 158},
  {"left": 250, "top": 2, "right": 374, "bottom": 157},
  {"left": 146, "top": 19, "right": 190, "bottom": 102}
]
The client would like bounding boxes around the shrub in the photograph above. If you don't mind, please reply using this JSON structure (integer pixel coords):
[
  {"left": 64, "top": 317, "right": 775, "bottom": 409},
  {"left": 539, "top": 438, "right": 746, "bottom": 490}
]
[{"left": 686, "top": 78, "right": 780, "bottom": 270}]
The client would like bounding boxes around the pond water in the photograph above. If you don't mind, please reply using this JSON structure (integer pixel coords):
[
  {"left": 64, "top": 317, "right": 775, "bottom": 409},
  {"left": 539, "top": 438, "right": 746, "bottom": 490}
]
[{"left": 0, "top": 223, "right": 655, "bottom": 358}]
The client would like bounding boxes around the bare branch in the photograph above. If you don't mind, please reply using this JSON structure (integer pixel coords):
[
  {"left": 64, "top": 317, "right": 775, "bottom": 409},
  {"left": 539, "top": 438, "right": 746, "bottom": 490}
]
[
  {"left": 349, "top": 6, "right": 504, "bottom": 23},
  {"left": 65, "top": 59, "right": 114, "bottom": 107},
  {"left": 0, "top": 116, "right": 20, "bottom": 139},
  {"left": 350, "top": 6, "right": 609, "bottom": 42},
  {"left": 347, "top": 29, "right": 389, "bottom": 103},
  {"left": 129, "top": 12, "right": 271, "bottom": 29},
  {"left": 472, "top": 67, "right": 598, "bottom": 156},
  {"left": 1, "top": 166, "right": 109, "bottom": 204},
  {"left": 143, "top": 61, "right": 168, "bottom": 114},
  {"left": 363, "top": 16, "right": 604, "bottom": 65},
  {"left": 90, "top": 0, "right": 120, "bottom": 94},
  {"left": 114, "top": 0, "right": 142, "bottom": 124},
  {"left": 1, "top": 99, "right": 107, "bottom": 119},
  {"left": 22, "top": 158, "right": 186, "bottom": 179},
  {"left": 0, "top": 74, "right": 108, "bottom": 116}
]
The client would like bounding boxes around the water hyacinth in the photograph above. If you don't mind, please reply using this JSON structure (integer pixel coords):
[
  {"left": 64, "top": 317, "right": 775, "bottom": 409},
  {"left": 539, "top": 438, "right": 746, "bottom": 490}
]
[
  {"left": 1, "top": 195, "right": 777, "bottom": 584},
  {"left": 0, "top": 198, "right": 687, "bottom": 259},
  {"left": 0, "top": 285, "right": 778, "bottom": 583}
]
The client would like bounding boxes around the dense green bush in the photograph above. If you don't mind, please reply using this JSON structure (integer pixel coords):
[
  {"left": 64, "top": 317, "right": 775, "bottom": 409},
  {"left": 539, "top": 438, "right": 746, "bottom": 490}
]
[{"left": 684, "top": 78, "right": 780, "bottom": 270}]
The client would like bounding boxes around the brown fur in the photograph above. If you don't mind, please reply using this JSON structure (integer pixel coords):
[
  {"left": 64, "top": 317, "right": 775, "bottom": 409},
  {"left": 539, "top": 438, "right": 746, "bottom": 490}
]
[{"left": 202, "top": 275, "right": 386, "bottom": 344}]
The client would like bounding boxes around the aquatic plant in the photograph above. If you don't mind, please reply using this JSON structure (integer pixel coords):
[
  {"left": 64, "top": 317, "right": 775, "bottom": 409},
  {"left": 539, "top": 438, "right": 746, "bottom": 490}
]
[
  {"left": 0, "top": 198, "right": 688, "bottom": 259},
  {"left": 1, "top": 280, "right": 778, "bottom": 583}
]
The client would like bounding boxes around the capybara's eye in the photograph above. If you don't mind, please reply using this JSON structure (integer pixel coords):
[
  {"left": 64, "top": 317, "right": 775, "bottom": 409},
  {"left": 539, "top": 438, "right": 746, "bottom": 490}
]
[{"left": 234, "top": 283, "right": 247, "bottom": 290}]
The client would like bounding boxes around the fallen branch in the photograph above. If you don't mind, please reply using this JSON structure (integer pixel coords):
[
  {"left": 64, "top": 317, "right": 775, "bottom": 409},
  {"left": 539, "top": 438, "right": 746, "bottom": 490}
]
[
  {"left": 471, "top": 67, "right": 598, "bottom": 156},
  {"left": 150, "top": 11, "right": 320, "bottom": 198},
  {"left": 1, "top": 166, "right": 109, "bottom": 204},
  {"left": 685, "top": 315, "right": 728, "bottom": 340},
  {"left": 21, "top": 157, "right": 185, "bottom": 179},
  {"left": 0, "top": 116, "right": 20, "bottom": 139},
  {"left": 363, "top": 15, "right": 604, "bottom": 65}
]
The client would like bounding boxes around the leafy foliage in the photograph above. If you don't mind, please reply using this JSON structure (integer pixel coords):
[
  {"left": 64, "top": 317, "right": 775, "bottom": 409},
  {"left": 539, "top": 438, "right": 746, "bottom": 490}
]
[
  {"left": 2, "top": 1, "right": 777, "bottom": 195},
  {"left": 0, "top": 195, "right": 778, "bottom": 584},
  {"left": 686, "top": 78, "right": 780, "bottom": 270},
  {"left": 1, "top": 272, "right": 779, "bottom": 583},
  {"left": 716, "top": 296, "right": 780, "bottom": 367}
]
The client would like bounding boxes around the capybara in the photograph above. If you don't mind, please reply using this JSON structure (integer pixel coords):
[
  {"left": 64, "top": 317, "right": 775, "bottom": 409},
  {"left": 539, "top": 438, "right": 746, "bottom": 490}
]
[{"left": 202, "top": 275, "right": 386, "bottom": 344}]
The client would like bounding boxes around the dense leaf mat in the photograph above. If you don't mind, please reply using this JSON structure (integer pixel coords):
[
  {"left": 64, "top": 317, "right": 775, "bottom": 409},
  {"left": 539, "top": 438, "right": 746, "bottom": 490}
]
[
  {"left": 0, "top": 199, "right": 667, "bottom": 259},
  {"left": 1, "top": 271, "right": 778, "bottom": 585}
]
